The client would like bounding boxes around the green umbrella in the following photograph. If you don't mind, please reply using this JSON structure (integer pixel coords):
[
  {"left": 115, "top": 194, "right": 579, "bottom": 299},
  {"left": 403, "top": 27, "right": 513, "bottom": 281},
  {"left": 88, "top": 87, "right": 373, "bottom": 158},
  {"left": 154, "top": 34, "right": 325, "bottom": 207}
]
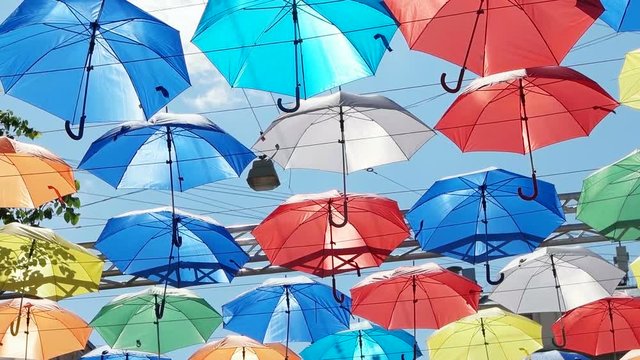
[
  {"left": 577, "top": 149, "right": 640, "bottom": 241},
  {"left": 90, "top": 286, "right": 221, "bottom": 355}
]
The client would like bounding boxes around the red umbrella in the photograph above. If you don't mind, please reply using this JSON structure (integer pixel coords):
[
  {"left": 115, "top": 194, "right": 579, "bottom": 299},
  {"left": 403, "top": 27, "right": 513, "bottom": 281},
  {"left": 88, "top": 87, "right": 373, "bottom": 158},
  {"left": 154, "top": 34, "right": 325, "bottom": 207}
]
[
  {"left": 383, "top": 0, "right": 603, "bottom": 92},
  {"left": 351, "top": 263, "right": 481, "bottom": 359},
  {"left": 252, "top": 190, "right": 409, "bottom": 303},
  {"left": 552, "top": 293, "right": 640, "bottom": 357},
  {"left": 435, "top": 66, "right": 618, "bottom": 200}
]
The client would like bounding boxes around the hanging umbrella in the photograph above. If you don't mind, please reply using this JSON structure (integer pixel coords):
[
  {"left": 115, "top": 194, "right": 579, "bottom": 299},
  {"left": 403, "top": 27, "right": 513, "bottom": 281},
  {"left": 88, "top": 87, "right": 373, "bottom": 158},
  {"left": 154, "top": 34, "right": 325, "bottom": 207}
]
[
  {"left": 526, "top": 350, "right": 591, "bottom": 360},
  {"left": 0, "top": 136, "right": 76, "bottom": 208},
  {"left": 620, "top": 50, "right": 640, "bottom": 110},
  {"left": 552, "top": 293, "right": 640, "bottom": 358},
  {"left": 489, "top": 246, "right": 625, "bottom": 315},
  {"left": 383, "top": 0, "right": 603, "bottom": 92},
  {"left": 577, "top": 149, "right": 640, "bottom": 241},
  {"left": 189, "top": 335, "right": 300, "bottom": 360},
  {"left": 0, "top": 298, "right": 92, "bottom": 360},
  {"left": 83, "top": 346, "right": 170, "bottom": 360},
  {"left": 222, "top": 276, "right": 351, "bottom": 349},
  {"left": 427, "top": 307, "right": 543, "bottom": 360},
  {"left": 252, "top": 191, "right": 409, "bottom": 301},
  {"left": 90, "top": 287, "right": 221, "bottom": 356},
  {"left": 300, "top": 321, "right": 419, "bottom": 360},
  {"left": 192, "top": 2, "right": 397, "bottom": 112},
  {"left": 435, "top": 67, "right": 618, "bottom": 200},
  {"left": 622, "top": 350, "right": 640, "bottom": 360},
  {"left": 631, "top": 257, "right": 640, "bottom": 286},
  {"left": 601, "top": 0, "right": 640, "bottom": 31},
  {"left": 350, "top": 263, "right": 481, "bottom": 359},
  {"left": 0, "top": 0, "right": 190, "bottom": 140},
  {"left": 406, "top": 168, "right": 565, "bottom": 285}
]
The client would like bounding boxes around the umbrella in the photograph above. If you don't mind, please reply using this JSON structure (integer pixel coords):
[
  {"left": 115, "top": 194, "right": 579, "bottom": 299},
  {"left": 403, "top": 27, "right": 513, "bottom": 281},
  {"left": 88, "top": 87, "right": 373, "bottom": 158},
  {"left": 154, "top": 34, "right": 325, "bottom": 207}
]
[
  {"left": 631, "top": 257, "right": 640, "bottom": 286},
  {"left": 552, "top": 293, "right": 640, "bottom": 358},
  {"left": 350, "top": 263, "right": 481, "bottom": 359},
  {"left": 0, "top": 136, "right": 76, "bottom": 208},
  {"left": 252, "top": 190, "right": 409, "bottom": 301},
  {"left": 489, "top": 246, "right": 625, "bottom": 315},
  {"left": 222, "top": 276, "right": 351, "bottom": 349},
  {"left": 601, "top": 0, "right": 640, "bottom": 31},
  {"left": 192, "top": 2, "right": 397, "bottom": 112},
  {"left": 383, "top": 0, "right": 603, "bottom": 92},
  {"left": 405, "top": 168, "right": 565, "bottom": 284},
  {"left": 83, "top": 346, "right": 170, "bottom": 360},
  {"left": 623, "top": 350, "right": 640, "bottom": 360},
  {"left": 90, "top": 287, "right": 221, "bottom": 356},
  {"left": 0, "top": 298, "right": 92, "bottom": 360},
  {"left": 577, "top": 149, "right": 640, "bottom": 241},
  {"left": 189, "top": 335, "right": 300, "bottom": 360},
  {"left": 620, "top": 50, "right": 640, "bottom": 110},
  {"left": 95, "top": 207, "right": 249, "bottom": 287},
  {"left": 435, "top": 67, "right": 618, "bottom": 200},
  {"left": 526, "top": 350, "right": 591, "bottom": 360},
  {"left": 427, "top": 307, "right": 543, "bottom": 360},
  {"left": 0, "top": 0, "right": 190, "bottom": 140},
  {"left": 300, "top": 321, "right": 419, "bottom": 360}
]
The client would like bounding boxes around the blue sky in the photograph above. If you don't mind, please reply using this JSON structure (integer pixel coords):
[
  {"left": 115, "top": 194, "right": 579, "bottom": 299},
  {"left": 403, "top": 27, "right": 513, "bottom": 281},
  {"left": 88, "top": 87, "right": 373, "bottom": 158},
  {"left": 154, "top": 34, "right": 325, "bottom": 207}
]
[{"left": 1, "top": 1, "right": 640, "bottom": 359}]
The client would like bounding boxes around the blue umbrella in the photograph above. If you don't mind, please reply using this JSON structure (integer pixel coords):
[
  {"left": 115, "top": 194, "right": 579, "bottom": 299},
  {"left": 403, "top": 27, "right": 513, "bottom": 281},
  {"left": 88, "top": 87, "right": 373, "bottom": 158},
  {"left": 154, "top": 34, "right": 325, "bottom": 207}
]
[
  {"left": 0, "top": 0, "right": 190, "bottom": 140},
  {"left": 406, "top": 168, "right": 565, "bottom": 285},
  {"left": 82, "top": 346, "right": 171, "bottom": 360},
  {"left": 191, "top": 0, "right": 397, "bottom": 113},
  {"left": 223, "top": 276, "right": 351, "bottom": 348},
  {"left": 601, "top": 0, "right": 640, "bottom": 31},
  {"left": 300, "top": 321, "right": 419, "bottom": 360},
  {"left": 528, "top": 350, "right": 591, "bottom": 360}
]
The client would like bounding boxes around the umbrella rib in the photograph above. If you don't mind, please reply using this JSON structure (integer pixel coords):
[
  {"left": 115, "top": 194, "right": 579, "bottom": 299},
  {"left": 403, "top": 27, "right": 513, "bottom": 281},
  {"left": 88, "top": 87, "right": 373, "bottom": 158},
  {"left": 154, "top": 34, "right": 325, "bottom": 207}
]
[
  {"left": 113, "top": 130, "right": 157, "bottom": 188},
  {"left": 512, "top": 4, "right": 559, "bottom": 64},
  {"left": 385, "top": 279, "right": 413, "bottom": 328},
  {"left": 527, "top": 78, "right": 591, "bottom": 136}
]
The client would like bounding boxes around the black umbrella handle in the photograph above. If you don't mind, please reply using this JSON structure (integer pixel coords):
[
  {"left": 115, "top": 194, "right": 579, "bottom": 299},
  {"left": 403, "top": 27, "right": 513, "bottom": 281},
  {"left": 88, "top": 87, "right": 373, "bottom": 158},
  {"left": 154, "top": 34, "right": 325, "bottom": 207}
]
[
  {"left": 518, "top": 172, "right": 539, "bottom": 201},
  {"left": 278, "top": 86, "right": 301, "bottom": 113},
  {"left": 441, "top": 67, "right": 465, "bottom": 93},
  {"left": 65, "top": 116, "right": 86, "bottom": 141},
  {"left": 332, "top": 276, "right": 345, "bottom": 304},
  {"left": 485, "top": 262, "right": 504, "bottom": 285}
]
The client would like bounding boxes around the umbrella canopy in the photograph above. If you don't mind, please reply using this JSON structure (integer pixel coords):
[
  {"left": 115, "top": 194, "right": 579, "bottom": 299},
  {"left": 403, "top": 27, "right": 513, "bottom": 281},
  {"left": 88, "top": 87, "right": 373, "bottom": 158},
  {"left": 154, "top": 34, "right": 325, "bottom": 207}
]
[
  {"left": 83, "top": 346, "right": 170, "bottom": 360},
  {"left": 222, "top": 276, "right": 351, "bottom": 344},
  {"left": 253, "top": 91, "right": 434, "bottom": 173},
  {"left": 383, "top": 0, "right": 602, "bottom": 92},
  {"left": 577, "top": 149, "right": 640, "bottom": 241},
  {"left": 0, "top": 298, "right": 92, "bottom": 360},
  {"left": 527, "top": 350, "right": 591, "bottom": 360},
  {"left": 623, "top": 350, "right": 640, "bottom": 360},
  {"left": 0, "top": 136, "right": 76, "bottom": 208},
  {"left": 189, "top": 335, "right": 300, "bottom": 360},
  {"left": 552, "top": 293, "right": 640, "bottom": 356},
  {"left": 0, "top": 222, "right": 103, "bottom": 300},
  {"left": 192, "top": 0, "right": 397, "bottom": 112},
  {"left": 300, "top": 321, "right": 419, "bottom": 360},
  {"left": 0, "top": 0, "right": 190, "bottom": 140},
  {"left": 601, "top": 0, "right": 640, "bottom": 31},
  {"left": 428, "top": 307, "right": 543, "bottom": 360},
  {"left": 631, "top": 257, "right": 640, "bottom": 287},
  {"left": 96, "top": 207, "right": 249, "bottom": 287},
  {"left": 489, "top": 246, "right": 625, "bottom": 314},
  {"left": 620, "top": 50, "right": 640, "bottom": 110},
  {"left": 90, "top": 287, "right": 221, "bottom": 354}
]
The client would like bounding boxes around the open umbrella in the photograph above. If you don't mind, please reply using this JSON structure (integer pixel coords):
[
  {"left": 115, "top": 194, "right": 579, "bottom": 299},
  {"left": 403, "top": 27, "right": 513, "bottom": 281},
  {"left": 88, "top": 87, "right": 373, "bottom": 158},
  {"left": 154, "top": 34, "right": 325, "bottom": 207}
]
[
  {"left": 601, "top": 0, "right": 640, "bottom": 31},
  {"left": 83, "top": 346, "right": 170, "bottom": 360},
  {"left": 223, "top": 276, "right": 351, "bottom": 352},
  {"left": 300, "top": 321, "right": 419, "bottom": 360},
  {"left": 192, "top": 2, "right": 397, "bottom": 112},
  {"left": 383, "top": 0, "right": 602, "bottom": 92},
  {"left": 406, "top": 168, "right": 565, "bottom": 284},
  {"left": 189, "top": 335, "right": 300, "bottom": 360},
  {"left": 0, "top": 0, "right": 190, "bottom": 140},
  {"left": 435, "top": 67, "right": 618, "bottom": 200},
  {"left": 0, "top": 298, "right": 92, "bottom": 360},
  {"left": 90, "top": 287, "right": 221, "bottom": 357},
  {"left": 252, "top": 190, "right": 409, "bottom": 301},
  {"left": 526, "top": 350, "right": 591, "bottom": 360},
  {"left": 620, "top": 51, "right": 640, "bottom": 110},
  {"left": 623, "top": 350, "right": 640, "bottom": 360},
  {"left": 350, "top": 263, "right": 481, "bottom": 359},
  {"left": 0, "top": 136, "right": 76, "bottom": 208},
  {"left": 427, "top": 307, "right": 543, "bottom": 360}
]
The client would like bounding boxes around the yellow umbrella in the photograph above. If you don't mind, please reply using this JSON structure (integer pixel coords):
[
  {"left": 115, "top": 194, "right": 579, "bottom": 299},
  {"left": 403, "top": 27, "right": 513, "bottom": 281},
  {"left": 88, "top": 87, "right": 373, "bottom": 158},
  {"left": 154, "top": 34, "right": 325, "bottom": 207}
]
[
  {"left": 189, "top": 335, "right": 301, "bottom": 360},
  {"left": 0, "top": 136, "right": 76, "bottom": 208},
  {"left": 0, "top": 222, "right": 103, "bottom": 300},
  {"left": 622, "top": 350, "right": 640, "bottom": 360},
  {"left": 620, "top": 49, "right": 640, "bottom": 110},
  {"left": 631, "top": 256, "right": 640, "bottom": 287},
  {"left": 427, "top": 307, "right": 543, "bottom": 360}
]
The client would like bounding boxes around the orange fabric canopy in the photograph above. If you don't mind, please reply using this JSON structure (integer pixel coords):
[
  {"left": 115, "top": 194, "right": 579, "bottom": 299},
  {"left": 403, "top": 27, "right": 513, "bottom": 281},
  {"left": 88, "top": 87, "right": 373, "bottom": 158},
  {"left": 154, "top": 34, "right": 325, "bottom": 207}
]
[{"left": 190, "top": 335, "right": 301, "bottom": 360}]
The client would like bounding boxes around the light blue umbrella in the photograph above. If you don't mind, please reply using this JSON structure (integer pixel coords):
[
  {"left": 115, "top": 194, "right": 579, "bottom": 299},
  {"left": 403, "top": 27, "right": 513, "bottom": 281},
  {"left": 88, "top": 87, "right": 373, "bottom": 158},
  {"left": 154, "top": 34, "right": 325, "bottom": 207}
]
[
  {"left": 223, "top": 276, "right": 351, "bottom": 347},
  {"left": 300, "top": 321, "right": 419, "bottom": 360},
  {"left": 191, "top": 0, "right": 397, "bottom": 112},
  {"left": 0, "top": 0, "right": 190, "bottom": 139},
  {"left": 82, "top": 346, "right": 171, "bottom": 360},
  {"left": 528, "top": 350, "right": 591, "bottom": 360},
  {"left": 601, "top": 0, "right": 640, "bottom": 31}
]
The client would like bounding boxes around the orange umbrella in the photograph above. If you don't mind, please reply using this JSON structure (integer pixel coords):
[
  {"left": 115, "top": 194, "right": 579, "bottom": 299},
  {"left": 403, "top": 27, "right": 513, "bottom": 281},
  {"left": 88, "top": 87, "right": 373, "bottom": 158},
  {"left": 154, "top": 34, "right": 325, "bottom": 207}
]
[
  {"left": 0, "top": 136, "right": 76, "bottom": 208},
  {"left": 0, "top": 298, "right": 91, "bottom": 360},
  {"left": 190, "top": 335, "right": 300, "bottom": 360}
]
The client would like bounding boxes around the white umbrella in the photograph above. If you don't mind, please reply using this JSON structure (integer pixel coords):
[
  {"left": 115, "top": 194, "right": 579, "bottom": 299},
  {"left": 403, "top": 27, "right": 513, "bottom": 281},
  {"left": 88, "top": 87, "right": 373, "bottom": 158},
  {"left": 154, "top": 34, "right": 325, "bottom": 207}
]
[{"left": 489, "top": 246, "right": 625, "bottom": 314}]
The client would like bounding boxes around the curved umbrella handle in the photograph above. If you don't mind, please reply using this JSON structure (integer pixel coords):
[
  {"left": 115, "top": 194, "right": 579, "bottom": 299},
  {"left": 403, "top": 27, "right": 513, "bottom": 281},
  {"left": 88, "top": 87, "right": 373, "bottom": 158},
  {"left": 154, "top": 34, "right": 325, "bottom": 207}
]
[
  {"left": 155, "top": 296, "right": 166, "bottom": 320},
  {"left": 440, "top": 67, "right": 466, "bottom": 93},
  {"left": 518, "top": 172, "right": 539, "bottom": 201},
  {"left": 277, "top": 86, "right": 301, "bottom": 113},
  {"left": 552, "top": 326, "right": 567, "bottom": 347},
  {"left": 485, "top": 263, "right": 504, "bottom": 285},
  {"left": 332, "top": 276, "right": 345, "bottom": 304},
  {"left": 65, "top": 115, "right": 86, "bottom": 141},
  {"left": 374, "top": 33, "right": 393, "bottom": 52},
  {"left": 9, "top": 317, "right": 20, "bottom": 336},
  {"left": 329, "top": 197, "right": 349, "bottom": 228}
]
